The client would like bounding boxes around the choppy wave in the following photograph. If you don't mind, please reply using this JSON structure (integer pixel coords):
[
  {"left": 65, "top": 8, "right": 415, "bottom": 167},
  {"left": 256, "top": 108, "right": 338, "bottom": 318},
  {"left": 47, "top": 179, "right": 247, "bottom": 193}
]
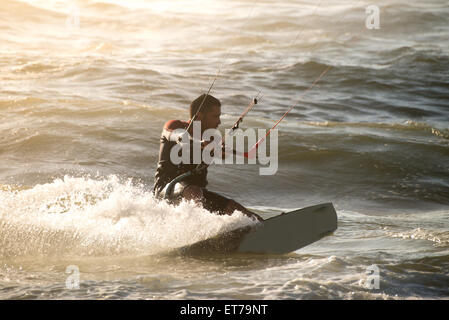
[
  {"left": 389, "top": 228, "right": 449, "bottom": 246},
  {"left": 306, "top": 120, "right": 449, "bottom": 140}
]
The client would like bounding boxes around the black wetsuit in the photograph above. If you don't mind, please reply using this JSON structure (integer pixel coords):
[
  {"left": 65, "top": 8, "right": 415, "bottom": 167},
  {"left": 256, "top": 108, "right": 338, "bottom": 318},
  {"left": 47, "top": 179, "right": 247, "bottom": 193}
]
[
  {"left": 153, "top": 120, "right": 208, "bottom": 196},
  {"left": 153, "top": 120, "right": 231, "bottom": 213}
]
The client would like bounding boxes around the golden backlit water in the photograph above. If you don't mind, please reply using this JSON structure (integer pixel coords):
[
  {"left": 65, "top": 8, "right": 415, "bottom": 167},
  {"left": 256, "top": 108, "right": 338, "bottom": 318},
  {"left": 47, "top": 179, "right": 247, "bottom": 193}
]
[{"left": 0, "top": 0, "right": 448, "bottom": 299}]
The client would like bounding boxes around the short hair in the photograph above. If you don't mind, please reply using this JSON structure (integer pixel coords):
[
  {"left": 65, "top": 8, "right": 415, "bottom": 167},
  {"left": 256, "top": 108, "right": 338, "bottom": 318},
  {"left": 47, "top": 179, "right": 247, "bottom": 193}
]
[{"left": 189, "top": 94, "right": 221, "bottom": 119}]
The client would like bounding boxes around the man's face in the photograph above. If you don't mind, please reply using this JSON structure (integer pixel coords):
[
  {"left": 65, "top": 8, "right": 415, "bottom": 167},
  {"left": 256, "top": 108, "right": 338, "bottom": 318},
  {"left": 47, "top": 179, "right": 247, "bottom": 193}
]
[{"left": 198, "top": 105, "right": 221, "bottom": 132}]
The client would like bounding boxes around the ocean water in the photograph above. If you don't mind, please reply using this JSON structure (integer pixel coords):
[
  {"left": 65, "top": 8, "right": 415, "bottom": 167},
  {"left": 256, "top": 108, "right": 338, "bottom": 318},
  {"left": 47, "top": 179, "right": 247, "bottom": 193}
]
[{"left": 0, "top": 0, "right": 448, "bottom": 299}]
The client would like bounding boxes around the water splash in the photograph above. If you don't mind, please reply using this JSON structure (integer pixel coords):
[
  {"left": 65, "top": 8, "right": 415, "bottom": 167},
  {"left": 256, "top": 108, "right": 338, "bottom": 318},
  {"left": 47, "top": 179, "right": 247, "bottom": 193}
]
[{"left": 0, "top": 175, "right": 258, "bottom": 258}]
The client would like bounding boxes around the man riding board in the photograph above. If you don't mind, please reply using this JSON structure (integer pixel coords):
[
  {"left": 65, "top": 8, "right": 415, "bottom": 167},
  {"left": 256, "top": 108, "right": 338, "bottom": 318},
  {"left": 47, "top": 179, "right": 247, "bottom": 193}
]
[{"left": 153, "top": 93, "right": 263, "bottom": 222}]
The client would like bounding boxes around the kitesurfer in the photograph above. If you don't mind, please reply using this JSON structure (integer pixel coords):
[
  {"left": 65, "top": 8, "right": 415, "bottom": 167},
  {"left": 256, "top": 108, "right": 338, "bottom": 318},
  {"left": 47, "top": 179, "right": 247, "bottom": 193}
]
[{"left": 153, "top": 93, "right": 263, "bottom": 222}]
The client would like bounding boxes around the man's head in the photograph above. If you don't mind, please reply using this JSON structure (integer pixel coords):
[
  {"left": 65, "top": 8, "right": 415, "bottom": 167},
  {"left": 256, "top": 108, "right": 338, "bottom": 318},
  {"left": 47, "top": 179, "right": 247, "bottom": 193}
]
[{"left": 189, "top": 94, "right": 221, "bottom": 131}]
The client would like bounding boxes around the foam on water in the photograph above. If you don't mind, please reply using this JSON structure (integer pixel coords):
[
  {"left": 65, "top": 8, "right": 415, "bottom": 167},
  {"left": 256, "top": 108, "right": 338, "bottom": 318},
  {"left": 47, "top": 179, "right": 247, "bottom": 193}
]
[{"left": 0, "top": 175, "right": 259, "bottom": 259}]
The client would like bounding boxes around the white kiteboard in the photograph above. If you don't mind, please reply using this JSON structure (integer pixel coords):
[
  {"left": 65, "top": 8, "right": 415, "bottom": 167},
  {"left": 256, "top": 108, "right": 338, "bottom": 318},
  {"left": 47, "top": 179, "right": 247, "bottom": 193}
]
[{"left": 179, "top": 202, "right": 338, "bottom": 255}]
